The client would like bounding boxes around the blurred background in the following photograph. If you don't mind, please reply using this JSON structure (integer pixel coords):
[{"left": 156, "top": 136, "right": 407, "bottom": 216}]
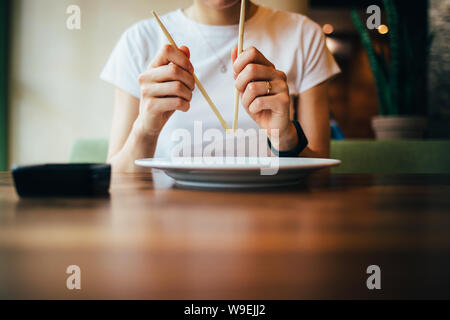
[{"left": 0, "top": 0, "right": 449, "bottom": 169}]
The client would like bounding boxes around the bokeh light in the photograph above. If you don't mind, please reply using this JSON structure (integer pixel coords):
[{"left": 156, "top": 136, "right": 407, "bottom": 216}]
[
  {"left": 323, "top": 24, "right": 334, "bottom": 35},
  {"left": 378, "top": 24, "right": 389, "bottom": 35}
]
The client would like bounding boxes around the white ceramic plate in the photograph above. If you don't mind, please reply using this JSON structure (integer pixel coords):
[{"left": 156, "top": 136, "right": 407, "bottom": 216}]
[{"left": 135, "top": 157, "right": 341, "bottom": 189}]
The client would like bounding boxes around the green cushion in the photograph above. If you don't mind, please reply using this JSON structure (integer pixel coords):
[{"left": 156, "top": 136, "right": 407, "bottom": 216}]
[
  {"left": 68, "top": 138, "right": 450, "bottom": 174},
  {"left": 69, "top": 138, "right": 109, "bottom": 164},
  {"left": 331, "top": 140, "right": 450, "bottom": 174}
]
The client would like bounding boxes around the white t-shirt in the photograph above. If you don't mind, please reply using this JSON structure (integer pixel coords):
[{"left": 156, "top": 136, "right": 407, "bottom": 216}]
[{"left": 101, "top": 6, "right": 340, "bottom": 158}]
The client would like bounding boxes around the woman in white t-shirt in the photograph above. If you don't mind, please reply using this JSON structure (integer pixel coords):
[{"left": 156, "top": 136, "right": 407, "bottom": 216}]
[{"left": 101, "top": 0, "right": 340, "bottom": 172}]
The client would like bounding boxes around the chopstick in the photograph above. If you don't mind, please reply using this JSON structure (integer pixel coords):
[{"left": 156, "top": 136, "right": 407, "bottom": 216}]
[
  {"left": 232, "top": 0, "right": 246, "bottom": 132},
  {"left": 152, "top": 10, "right": 230, "bottom": 131}
]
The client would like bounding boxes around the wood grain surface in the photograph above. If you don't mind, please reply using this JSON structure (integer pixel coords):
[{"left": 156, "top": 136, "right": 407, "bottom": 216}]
[{"left": 0, "top": 171, "right": 449, "bottom": 299}]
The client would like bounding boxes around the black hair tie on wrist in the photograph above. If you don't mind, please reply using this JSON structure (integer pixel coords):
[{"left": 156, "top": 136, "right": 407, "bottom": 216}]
[{"left": 267, "top": 120, "right": 308, "bottom": 157}]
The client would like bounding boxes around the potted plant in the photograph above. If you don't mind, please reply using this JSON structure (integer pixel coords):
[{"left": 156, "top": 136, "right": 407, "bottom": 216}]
[{"left": 352, "top": 0, "right": 432, "bottom": 139}]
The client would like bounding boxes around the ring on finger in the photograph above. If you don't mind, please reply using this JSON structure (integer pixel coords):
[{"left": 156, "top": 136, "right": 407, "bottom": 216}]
[{"left": 266, "top": 80, "right": 272, "bottom": 95}]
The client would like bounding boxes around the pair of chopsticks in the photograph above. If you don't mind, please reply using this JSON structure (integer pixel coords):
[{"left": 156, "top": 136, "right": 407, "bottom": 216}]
[{"left": 152, "top": 1, "right": 246, "bottom": 132}]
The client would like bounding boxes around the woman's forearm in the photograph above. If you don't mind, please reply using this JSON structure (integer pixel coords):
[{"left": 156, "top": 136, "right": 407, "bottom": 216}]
[
  {"left": 108, "top": 118, "right": 159, "bottom": 173},
  {"left": 300, "top": 144, "right": 330, "bottom": 159}
]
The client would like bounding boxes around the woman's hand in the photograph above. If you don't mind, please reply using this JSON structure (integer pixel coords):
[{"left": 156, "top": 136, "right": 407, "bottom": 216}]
[
  {"left": 232, "top": 46, "right": 298, "bottom": 151},
  {"left": 135, "top": 44, "right": 195, "bottom": 137}
]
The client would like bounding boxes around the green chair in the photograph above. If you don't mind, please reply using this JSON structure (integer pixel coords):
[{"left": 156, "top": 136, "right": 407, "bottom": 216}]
[
  {"left": 69, "top": 138, "right": 109, "bottom": 164},
  {"left": 331, "top": 140, "right": 450, "bottom": 174},
  {"left": 69, "top": 138, "right": 450, "bottom": 174}
]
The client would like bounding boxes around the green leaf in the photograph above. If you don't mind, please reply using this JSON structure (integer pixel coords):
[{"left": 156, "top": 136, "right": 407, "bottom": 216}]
[
  {"left": 382, "top": 0, "right": 400, "bottom": 115},
  {"left": 351, "top": 9, "right": 393, "bottom": 115}
]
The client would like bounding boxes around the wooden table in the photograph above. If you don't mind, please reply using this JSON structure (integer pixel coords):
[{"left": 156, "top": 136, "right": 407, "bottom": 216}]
[{"left": 0, "top": 171, "right": 449, "bottom": 299}]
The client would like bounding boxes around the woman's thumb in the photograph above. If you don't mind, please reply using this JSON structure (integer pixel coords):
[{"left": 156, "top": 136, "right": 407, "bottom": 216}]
[{"left": 231, "top": 46, "right": 238, "bottom": 63}]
